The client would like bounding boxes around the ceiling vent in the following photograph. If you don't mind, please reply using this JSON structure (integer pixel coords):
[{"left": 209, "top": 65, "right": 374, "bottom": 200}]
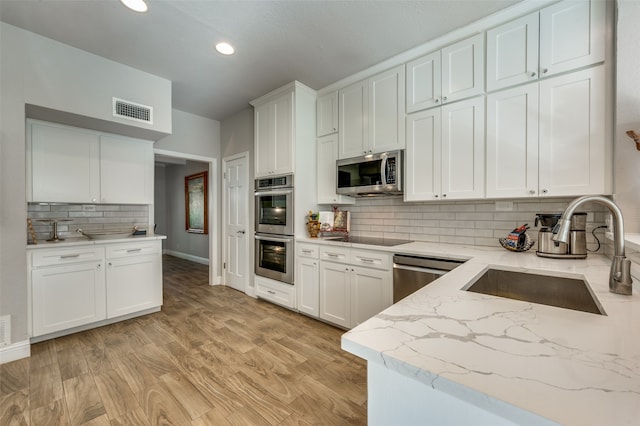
[{"left": 113, "top": 97, "right": 153, "bottom": 124}]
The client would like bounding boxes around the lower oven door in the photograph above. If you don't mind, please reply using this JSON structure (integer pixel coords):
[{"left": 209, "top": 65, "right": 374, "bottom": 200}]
[{"left": 254, "top": 234, "right": 294, "bottom": 284}]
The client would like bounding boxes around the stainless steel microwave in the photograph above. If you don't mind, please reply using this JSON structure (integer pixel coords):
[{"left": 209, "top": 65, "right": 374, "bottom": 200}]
[{"left": 336, "top": 150, "right": 403, "bottom": 196}]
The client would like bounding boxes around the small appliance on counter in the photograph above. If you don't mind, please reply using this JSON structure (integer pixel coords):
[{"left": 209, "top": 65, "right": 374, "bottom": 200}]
[{"left": 535, "top": 212, "right": 587, "bottom": 259}]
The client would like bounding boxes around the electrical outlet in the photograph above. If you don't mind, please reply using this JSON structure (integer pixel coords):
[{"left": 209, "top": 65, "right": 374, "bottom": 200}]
[{"left": 495, "top": 201, "right": 514, "bottom": 211}]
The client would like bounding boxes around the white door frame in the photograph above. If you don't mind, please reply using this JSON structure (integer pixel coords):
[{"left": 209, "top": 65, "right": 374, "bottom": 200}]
[
  {"left": 153, "top": 148, "right": 219, "bottom": 286},
  {"left": 222, "top": 151, "right": 250, "bottom": 294}
]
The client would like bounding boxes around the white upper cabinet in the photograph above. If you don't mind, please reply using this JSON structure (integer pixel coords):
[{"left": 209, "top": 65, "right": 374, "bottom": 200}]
[
  {"left": 441, "top": 34, "right": 485, "bottom": 104},
  {"left": 27, "top": 120, "right": 153, "bottom": 204},
  {"left": 538, "top": 66, "right": 607, "bottom": 196},
  {"left": 317, "top": 134, "right": 355, "bottom": 205},
  {"left": 100, "top": 135, "right": 154, "bottom": 204},
  {"left": 317, "top": 91, "right": 338, "bottom": 137},
  {"left": 539, "top": 0, "right": 605, "bottom": 77},
  {"left": 405, "top": 108, "right": 442, "bottom": 201},
  {"left": 28, "top": 121, "right": 100, "bottom": 203},
  {"left": 487, "top": 0, "right": 605, "bottom": 92},
  {"left": 486, "top": 83, "right": 540, "bottom": 198},
  {"left": 487, "top": 66, "right": 608, "bottom": 198},
  {"left": 407, "top": 34, "right": 484, "bottom": 113},
  {"left": 405, "top": 97, "right": 484, "bottom": 201},
  {"left": 339, "top": 65, "right": 405, "bottom": 159},
  {"left": 406, "top": 51, "right": 442, "bottom": 113},
  {"left": 441, "top": 97, "right": 485, "bottom": 200},
  {"left": 486, "top": 13, "right": 540, "bottom": 92},
  {"left": 254, "top": 91, "right": 294, "bottom": 177}
]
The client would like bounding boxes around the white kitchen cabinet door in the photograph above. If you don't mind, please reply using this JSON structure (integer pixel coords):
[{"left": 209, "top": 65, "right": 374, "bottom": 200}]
[
  {"left": 369, "top": 64, "right": 406, "bottom": 153},
  {"left": 441, "top": 97, "right": 485, "bottom": 200},
  {"left": 486, "top": 83, "right": 539, "bottom": 198},
  {"left": 317, "top": 91, "right": 338, "bottom": 137},
  {"left": 317, "top": 134, "right": 355, "bottom": 205},
  {"left": 319, "top": 261, "right": 351, "bottom": 328},
  {"left": 106, "top": 253, "right": 162, "bottom": 318},
  {"left": 28, "top": 121, "right": 100, "bottom": 203},
  {"left": 100, "top": 135, "right": 154, "bottom": 204},
  {"left": 539, "top": 0, "right": 605, "bottom": 78},
  {"left": 486, "top": 13, "right": 539, "bottom": 92},
  {"left": 339, "top": 80, "right": 368, "bottom": 159},
  {"left": 350, "top": 266, "right": 391, "bottom": 328},
  {"left": 296, "top": 256, "right": 320, "bottom": 317},
  {"left": 441, "top": 34, "right": 484, "bottom": 104},
  {"left": 406, "top": 51, "right": 442, "bottom": 113},
  {"left": 405, "top": 109, "right": 442, "bottom": 201},
  {"left": 538, "top": 66, "right": 606, "bottom": 197},
  {"left": 31, "top": 261, "right": 106, "bottom": 337},
  {"left": 254, "top": 91, "right": 294, "bottom": 177}
]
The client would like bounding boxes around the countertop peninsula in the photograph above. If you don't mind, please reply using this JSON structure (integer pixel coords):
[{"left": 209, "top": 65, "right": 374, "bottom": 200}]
[{"left": 335, "top": 240, "right": 640, "bottom": 425}]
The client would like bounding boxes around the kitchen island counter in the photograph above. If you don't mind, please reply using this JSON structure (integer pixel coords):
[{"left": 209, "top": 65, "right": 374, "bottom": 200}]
[{"left": 341, "top": 241, "right": 640, "bottom": 425}]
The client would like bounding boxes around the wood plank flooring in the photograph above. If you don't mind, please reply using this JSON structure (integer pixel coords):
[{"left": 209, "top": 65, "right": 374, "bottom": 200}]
[{"left": 0, "top": 255, "right": 367, "bottom": 425}]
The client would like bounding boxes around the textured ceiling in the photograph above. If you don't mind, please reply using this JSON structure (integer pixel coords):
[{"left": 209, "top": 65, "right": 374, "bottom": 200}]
[{"left": 0, "top": 0, "right": 522, "bottom": 121}]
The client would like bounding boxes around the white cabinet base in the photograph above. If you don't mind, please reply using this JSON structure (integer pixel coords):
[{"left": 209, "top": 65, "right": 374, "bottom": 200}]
[{"left": 255, "top": 275, "right": 297, "bottom": 310}]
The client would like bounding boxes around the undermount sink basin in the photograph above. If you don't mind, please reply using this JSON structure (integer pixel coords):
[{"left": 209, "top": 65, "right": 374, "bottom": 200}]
[{"left": 465, "top": 268, "right": 606, "bottom": 315}]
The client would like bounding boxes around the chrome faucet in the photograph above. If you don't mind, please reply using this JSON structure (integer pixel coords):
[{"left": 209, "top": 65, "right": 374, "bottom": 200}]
[{"left": 552, "top": 195, "right": 633, "bottom": 295}]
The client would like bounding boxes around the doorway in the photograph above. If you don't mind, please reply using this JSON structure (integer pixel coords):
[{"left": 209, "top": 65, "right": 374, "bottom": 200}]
[
  {"left": 154, "top": 148, "right": 218, "bottom": 285},
  {"left": 222, "top": 152, "right": 249, "bottom": 293}
]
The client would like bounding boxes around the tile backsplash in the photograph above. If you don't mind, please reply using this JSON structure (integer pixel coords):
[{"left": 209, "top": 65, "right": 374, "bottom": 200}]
[
  {"left": 342, "top": 196, "right": 609, "bottom": 252},
  {"left": 27, "top": 203, "right": 149, "bottom": 243}
]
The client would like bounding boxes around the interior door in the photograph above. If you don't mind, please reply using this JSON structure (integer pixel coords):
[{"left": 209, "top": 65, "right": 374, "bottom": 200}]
[{"left": 223, "top": 154, "right": 249, "bottom": 292}]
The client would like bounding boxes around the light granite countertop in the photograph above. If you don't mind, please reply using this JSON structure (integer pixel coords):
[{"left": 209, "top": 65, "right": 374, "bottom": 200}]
[
  {"left": 26, "top": 234, "right": 166, "bottom": 249},
  {"left": 333, "top": 239, "right": 640, "bottom": 426}
]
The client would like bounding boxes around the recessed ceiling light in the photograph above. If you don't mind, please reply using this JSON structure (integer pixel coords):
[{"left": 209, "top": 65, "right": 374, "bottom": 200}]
[
  {"left": 120, "top": 0, "right": 148, "bottom": 13},
  {"left": 215, "top": 42, "right": 235, "bottom": 55}
]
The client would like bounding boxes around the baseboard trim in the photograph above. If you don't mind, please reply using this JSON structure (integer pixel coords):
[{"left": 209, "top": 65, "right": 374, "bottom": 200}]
[
  {"left": 0, "top": 340, "right": 30, "bottom": 364},
  {"left": 164, "top": 250, "right": 209, "bottom": 265}
]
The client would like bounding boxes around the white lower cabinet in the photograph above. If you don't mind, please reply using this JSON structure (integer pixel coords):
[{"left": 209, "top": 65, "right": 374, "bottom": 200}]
[
  {"left": 31, "top": 259, "right": 106, "bottom": 337},
  {"left": 255, "top": 275, "right": 296, "bottom": 310},
  {"left": 296, "top": 244, "right": 320, "bottom": 317},
  {"left": 29, "top": 239, "right": 163, "bottom": 339},
  {"left": 314, "top": 245, "right": 392, "bottom": 329},
  {"left": 105, "top": 243, "right": 162, "bottom": 318}
]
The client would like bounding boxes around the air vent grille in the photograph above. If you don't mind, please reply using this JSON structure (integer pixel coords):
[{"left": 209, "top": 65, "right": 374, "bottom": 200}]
[{"left": 113, "top": 98, "right": 153, "bottom": 124}]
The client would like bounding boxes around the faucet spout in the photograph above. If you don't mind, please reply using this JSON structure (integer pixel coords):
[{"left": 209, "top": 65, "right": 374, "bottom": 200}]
[{"left": 552, "top": 195, "right": 633, "bottom": 295}]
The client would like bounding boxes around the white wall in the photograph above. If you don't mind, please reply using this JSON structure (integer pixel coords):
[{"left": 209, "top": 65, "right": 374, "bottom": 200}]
[
  {"left": 0, "top": 22, "right": 172, "bottom": 347},
  {"left": 614, "top": 0, "right": 640, "bottom": 232},
  {"left": 156, "top": 109, "right": 220, "bottom": 158}
]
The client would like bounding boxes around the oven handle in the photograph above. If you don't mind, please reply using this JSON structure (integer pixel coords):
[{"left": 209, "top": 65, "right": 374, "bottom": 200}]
[
  {"left": 254, "top": 234, "right": 294, "bottom": 243},
  {"left": 255, "top": 189, "right": 293, "bottom": 197}
]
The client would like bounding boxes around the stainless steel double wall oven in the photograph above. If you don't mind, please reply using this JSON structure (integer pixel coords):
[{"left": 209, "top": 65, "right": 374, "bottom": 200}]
[{"left": 254, "top": 175, "right": 294, "bottom": 284}]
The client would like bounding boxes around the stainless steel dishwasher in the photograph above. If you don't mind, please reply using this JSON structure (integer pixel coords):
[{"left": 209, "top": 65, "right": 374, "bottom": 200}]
[{"left": 393, "top": 254, "right": 464, "bottom": 303}]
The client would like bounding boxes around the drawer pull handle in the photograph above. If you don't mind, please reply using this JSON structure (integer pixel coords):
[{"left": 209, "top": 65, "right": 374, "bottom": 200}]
[
  {"left": 302, "top": 249, "right": 313, "bottom": 254},
  {"left": 267, "top": 290, "right": 276, "bottom": 295},
  {"left": 359, "top": 258, "right": 375, "bottom": 263},
  {"left": 60, "top": 254, "right": 80, "bottom": 259},
  {"left": 326, "top": 253, "right": 340, "bottom": 258},
  {"left": 126, "top": 248, "right": 143, "bottom": 253}
]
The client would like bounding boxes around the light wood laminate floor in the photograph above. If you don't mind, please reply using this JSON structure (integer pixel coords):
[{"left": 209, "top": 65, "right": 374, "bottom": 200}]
[{"left": 0, "top": 255, "right": 367, "bottom": 425}]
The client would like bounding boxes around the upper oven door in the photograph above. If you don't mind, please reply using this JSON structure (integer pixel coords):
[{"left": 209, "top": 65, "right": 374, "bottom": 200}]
[{"left": 255, "top": 188, "right": 294, "bottom": 235}]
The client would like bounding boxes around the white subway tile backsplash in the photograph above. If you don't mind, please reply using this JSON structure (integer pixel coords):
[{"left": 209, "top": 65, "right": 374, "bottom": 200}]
[
  {"left": 27, "top": 203, "right": 148, "bottom": 242},
  {"left": 342, "top": 197, "right": 607, "bottom": 249}
]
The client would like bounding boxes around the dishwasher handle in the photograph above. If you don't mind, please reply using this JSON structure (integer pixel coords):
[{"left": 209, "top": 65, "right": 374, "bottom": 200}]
[{"left": 393, "top": 263, "right": 447, "bottom": 276}]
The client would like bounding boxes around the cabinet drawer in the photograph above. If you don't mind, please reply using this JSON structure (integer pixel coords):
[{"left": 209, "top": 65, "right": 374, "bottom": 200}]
[
  {"left": 320, "top": 245, "right": 350, "bottom": 263},
  {"left": 31, "top": 246, "right": 105, "bottom": 267},
  {"left": 297, "top": 243, "right": 319, "bottom": 259},
  {"left": 105, "top": 240, "right": 161, "bottom": 259},
  {"left": 350, "top": 249, "right": 390, "bottom": 270},
  {"left": 255, "top": 276, "right": 296, "bottom": 309}
]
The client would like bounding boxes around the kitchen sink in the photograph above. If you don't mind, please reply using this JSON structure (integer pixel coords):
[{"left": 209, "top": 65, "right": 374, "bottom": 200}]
[{"left": 465, "top": 268, "right": 606, "bottom": 315}]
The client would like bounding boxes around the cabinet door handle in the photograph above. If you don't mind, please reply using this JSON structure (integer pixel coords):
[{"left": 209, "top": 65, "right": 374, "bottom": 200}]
[
  {"left": 126, "top": 248, "right": 142, "bottom": 253},
  {"left": 435, "top": 98, "right": 440, "bottom": 103},
  {"left": 60, "top": 254, "right": 80, "bottom": 259},
  {"left": 541, "top": 68, "right": 548, "bottom": 74},
  {"left": 442, "top": 194, "right": 447, "bottom": 198},
  {"left": 541, "top": 189, "right": 548, "bottom": 194},
  {"left": 442, "top": 96, "right": 448, "bottom": 102},
  {"left": 108, "top": 262, "right": 112, "bottom": 267},
  {"left": 529, "top": 189, "right": 536, "bottom": 195},
  {"left": 529, "top": 71, "right": 536, "bottom": 78}
]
